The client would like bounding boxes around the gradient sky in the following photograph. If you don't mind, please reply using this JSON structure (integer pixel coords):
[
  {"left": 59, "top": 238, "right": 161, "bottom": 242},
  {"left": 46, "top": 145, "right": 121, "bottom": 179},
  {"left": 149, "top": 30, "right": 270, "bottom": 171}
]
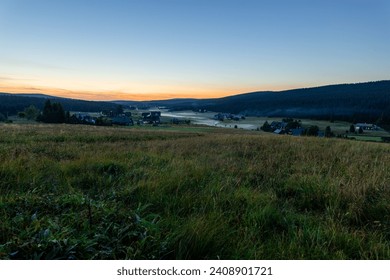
[{"left": 0, "top": 0, "right": 389, "bottom": 101}]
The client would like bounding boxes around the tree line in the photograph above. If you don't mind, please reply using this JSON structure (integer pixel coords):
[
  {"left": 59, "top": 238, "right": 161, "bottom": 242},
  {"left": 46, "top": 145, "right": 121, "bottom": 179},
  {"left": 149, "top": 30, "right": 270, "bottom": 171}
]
[
  {"left": 12, "top": 100, "right": 121, "bottom": 126},
  {"left": 0, "top": 93, "right": 119, "bottom": 116},
  {"left": 36, "top": 100, "right": 67, "bottom": 123}
]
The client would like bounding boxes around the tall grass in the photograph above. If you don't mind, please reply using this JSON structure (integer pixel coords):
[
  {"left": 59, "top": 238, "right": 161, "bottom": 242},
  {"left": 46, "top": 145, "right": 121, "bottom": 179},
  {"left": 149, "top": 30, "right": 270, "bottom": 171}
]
[{"left": 0, "top": 124, "right": 389, "bottom": 259}]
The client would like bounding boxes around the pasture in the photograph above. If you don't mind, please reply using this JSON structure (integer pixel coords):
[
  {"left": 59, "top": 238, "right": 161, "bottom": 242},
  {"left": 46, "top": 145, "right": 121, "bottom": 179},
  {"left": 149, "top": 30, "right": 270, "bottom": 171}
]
[{"left": 0, "top": 123, "right": 389, "bottom": 259}]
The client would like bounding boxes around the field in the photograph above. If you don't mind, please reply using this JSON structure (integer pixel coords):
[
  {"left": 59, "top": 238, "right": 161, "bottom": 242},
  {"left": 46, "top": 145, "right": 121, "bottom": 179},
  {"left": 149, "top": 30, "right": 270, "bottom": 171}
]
[
  {"left": 159, "top": 110, "right": 390, "bottom": 141},
  {"left": 0, "top": 123, "right": 389, "bottom": 259}
]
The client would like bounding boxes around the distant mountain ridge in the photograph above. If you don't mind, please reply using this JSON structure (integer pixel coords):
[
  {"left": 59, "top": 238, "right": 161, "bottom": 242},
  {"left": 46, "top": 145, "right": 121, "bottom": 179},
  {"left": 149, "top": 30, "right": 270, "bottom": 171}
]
[
  {"left": 116, "top": 80, "right": 390, "bottom": 123},
  {"left": 205, "top": 81, "right": 390, "bottom": 121},
  {"left": 1, "top": 80, "right": 390, "bottom": 123},
  {"left": 8, "top": 93, "right": 54, "bottom": 99},
  {"left": 0, "top": 93, "right": 119, "bottom": 115}
]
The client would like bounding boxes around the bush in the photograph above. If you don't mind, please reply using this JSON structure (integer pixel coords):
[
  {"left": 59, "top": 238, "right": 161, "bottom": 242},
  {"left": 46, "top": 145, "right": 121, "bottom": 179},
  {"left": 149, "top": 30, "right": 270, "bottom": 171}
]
[
  {"left": 261, "top": 121, "right": 272, "bottom": 132},
  {"left": 305, "top": 125, "right": 319, "bottom": 136}
]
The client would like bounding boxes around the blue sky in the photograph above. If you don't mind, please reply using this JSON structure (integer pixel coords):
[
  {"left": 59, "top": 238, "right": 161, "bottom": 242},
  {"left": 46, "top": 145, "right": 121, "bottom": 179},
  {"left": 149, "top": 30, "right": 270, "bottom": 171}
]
[{"left": 0, "top": 0, "right": 389, "bottom": 100}]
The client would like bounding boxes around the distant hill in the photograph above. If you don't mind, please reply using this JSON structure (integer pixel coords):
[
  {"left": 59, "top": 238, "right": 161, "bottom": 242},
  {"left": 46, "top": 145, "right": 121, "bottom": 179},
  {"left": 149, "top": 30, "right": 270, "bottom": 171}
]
[
  {"left": 11, "top": 93, "right": 54, "bottom": 99},
  {"left": 118, "top": 81, "right": 390, "bottom": 123},
  {"left": 112, "top": 98, "right": 201, "bottom": 109},
  {"left": 2, "top": 81, "right": 389, "bottom": 124},
  {"left": 204, "top": 81, "right": 390, "bottom": 123},
  {"left": 0, "top": 93, "right": 121, "bottom": 116}
]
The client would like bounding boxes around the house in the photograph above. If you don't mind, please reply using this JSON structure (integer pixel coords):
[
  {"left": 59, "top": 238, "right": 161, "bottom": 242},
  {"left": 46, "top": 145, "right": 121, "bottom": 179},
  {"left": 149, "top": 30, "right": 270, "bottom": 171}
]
[
  {"left": 273, "top": 129, "right": 285, "bottom": 134},
  {"left": 214, "top": 112, "right": 245, "bottom": 121},
  {"left": 270, "top": 121, "right": 287, "bottom": 130},
  {"left": 141, "top": 112, "right": 150, "bottom": 118},
  {"left": 142, "top": 111, "right": 161, "bottom": 124},
  {"left": 355, "top": 123, "right": 379, "bottom": 131},
  {"left": 74, "top": 113, "right": 96, "bottom": 124},
  {"left": 214, "top": 113, "right": 226, "bottom": 121}
]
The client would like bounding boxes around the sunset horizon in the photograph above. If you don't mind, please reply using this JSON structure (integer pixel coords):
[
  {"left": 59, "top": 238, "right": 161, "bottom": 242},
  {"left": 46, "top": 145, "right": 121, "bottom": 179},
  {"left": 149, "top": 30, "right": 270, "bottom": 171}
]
[
  {"left": 1, "top": 0, "right": 389, "bottom": 101},
  {"left": 0, "top": 78, "right": 387, "bottom": 102},
  {"left": 0, "top": 80, "right": 308, "bottom": 101}
]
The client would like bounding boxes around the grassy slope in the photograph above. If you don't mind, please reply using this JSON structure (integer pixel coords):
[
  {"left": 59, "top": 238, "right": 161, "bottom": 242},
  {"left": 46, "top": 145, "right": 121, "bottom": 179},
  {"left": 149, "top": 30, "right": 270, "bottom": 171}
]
[{"left": 0, "top": 124, "right": 389, "bottom": 259}]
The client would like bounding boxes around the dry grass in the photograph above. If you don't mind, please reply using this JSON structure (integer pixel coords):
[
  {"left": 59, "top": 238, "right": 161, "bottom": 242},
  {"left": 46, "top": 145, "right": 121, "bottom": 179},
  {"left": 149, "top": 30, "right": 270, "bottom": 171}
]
[{"left": 0, "top": 123, "right": 389, "bottom": 259}]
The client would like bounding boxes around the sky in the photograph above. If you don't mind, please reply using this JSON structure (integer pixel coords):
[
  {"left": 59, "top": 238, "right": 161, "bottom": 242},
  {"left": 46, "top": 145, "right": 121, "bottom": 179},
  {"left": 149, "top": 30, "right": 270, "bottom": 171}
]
[{"left": 0, "top": 0, "right": 389, "bottom": 101}]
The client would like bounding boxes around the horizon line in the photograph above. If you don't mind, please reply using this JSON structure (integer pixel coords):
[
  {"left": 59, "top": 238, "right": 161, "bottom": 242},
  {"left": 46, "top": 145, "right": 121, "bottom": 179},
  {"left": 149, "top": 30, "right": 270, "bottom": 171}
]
[{"left": 1, "top": 79, "right": 389, "bottom": 102}]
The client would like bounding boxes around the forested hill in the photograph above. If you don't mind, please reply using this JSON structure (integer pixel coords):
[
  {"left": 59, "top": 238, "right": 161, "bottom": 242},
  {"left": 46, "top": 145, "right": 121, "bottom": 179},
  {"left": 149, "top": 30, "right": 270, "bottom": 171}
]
[
  {"left": 0, "top": 93, "right": 119, "bottom": 116},
  {"left": 2, "top": 81, "right": 390, "bottom": 124},
  {"left": 143, "top": 81, "right": 389, "bottom": 123}
]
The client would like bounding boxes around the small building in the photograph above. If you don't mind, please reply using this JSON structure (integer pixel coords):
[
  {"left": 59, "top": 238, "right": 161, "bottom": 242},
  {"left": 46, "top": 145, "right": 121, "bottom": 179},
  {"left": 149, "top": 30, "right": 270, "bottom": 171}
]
[
  {"left": 74, "top": 113, "right": 96, "bottom": 124},
  {"left": 355, "top": 123, "right": 378, "bottom": 131},
  {"left": 273, "top": 128, "right": 285, "bottom": 134},
  {"left": 270, "top": 121, "right": 287, "bottom": 130},
  {"left": 214, "top": 113, "right": 226, "bottom": 121},
  {"left": 142, "top": 111, "right": 161, "bottom": 124}
]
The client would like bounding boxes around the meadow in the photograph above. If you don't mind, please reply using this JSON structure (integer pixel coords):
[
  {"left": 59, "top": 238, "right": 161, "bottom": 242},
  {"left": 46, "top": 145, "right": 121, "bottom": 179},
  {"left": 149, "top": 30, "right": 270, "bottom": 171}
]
[{"left": 0, "top": 123, "right": 389, "bottom": 259}]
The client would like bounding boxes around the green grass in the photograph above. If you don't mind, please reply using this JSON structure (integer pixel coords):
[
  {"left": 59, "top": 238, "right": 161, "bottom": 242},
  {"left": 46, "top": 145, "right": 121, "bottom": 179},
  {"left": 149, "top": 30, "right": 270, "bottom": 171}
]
[
  {"left": 347, "top": 135, "right": 385, "bottom": 142},
  {"left": 0, "top": 123, "right": 389, "bottom": 259}
]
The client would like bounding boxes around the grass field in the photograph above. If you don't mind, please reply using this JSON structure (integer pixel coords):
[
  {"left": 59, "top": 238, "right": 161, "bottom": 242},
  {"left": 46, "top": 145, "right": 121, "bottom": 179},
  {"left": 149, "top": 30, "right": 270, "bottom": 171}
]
[
  {"left": 0, "top": 123, "right": 389, "bottom": 259},
  {"left": 346, "top": 135, "right": 386, "bottom": 142}
]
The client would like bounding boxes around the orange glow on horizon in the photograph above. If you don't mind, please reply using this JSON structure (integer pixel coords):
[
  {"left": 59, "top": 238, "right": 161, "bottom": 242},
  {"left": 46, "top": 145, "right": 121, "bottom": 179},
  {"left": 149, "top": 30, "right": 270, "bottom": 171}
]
[
  {"left": 0, "top": 84, "right": 237, "bottom": 101},
  {"left": 0, "top": 81, "right": 306, "bottom": 101}
]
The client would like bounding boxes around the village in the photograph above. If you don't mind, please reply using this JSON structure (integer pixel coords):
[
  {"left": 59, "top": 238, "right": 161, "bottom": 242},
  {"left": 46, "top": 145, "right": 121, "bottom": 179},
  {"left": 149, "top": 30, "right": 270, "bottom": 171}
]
[
  {"left": 63, "top": 105, "right": 389, "bottom": 143},
  {"left": 67, "top": 106, "right": 162, "bottom": 127},
  {"left": 260, "top": 118, "right": 383, "bottom": 138}
]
